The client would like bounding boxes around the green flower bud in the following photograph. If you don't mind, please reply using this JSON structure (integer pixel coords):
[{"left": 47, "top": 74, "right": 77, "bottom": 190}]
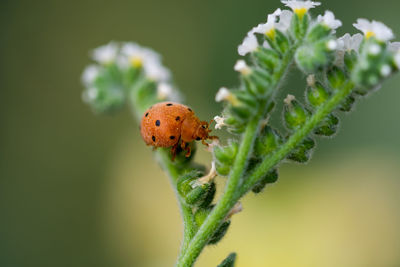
[
  {"left": 295, "top": 39, "right": 335, "bottom": 74},
  {"left": 252, "top": 47, "right": 280, "bottom": 71},
  {"left": 213, "top": 141, "right": 239, "bottom": 166},
  {"left": 215, "top": 162, "right": 231, "bottom": 176},
  {"left": 177, "top": 171, "right": 215, "bottom": 208},
  {"left": 327, "top": 66, "right": 346, "bottom": 90},
  {"left": 217, "top": 253, "right": 237, "bottom": 267},
  {"left": 194, "top": 207, "right": 231, "bottom": 245},
  {"left": 307, "top": 24, "right": 331, "bottom": 43},
  {"left": 339, "top": 94, "right": 356, "bottom": 112},
  {"left": 252, "top": 169, "right": 279, "bottom": 194},
  {"left": 254, "top": 126, "right": 282, "bottom": 157},
  {"left": 283, "top": 95, "right": 310, "bottom": 130},
  {"left": 314, "top": 113, "right": 339, "bottom": 136},
  {"left": 265, "top": 30, "right": 290, "bottom": 54},
  {"left": 290, "top": 12, "right": 310, "bottom": 40},
  {"left": 351, "top": 39, "right": 393, "bottom": 90},
  {"left": 344, "top": 50, "right": 358, "bottom": 72},
  {"left": 208, "top": 221, "right": 231, "bottom": 245},
  {"left": 306, "top": 82, "right": 330, "bottom": 108},
  {"left": 287, "top": 137, "right": 315, "bottom": 163},
  {"left": 243, "top": 68, "right": 272, "bottom": 96}
]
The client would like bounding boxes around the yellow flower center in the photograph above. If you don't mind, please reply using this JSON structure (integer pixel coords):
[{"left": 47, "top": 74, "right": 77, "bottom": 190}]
[
  {"left": 130, "top": 57, "right": 143, "bottom": 68},
  {"left": 265, "top": 28, "right": 276, "bottom": 40},
  {"left": 294, "top": 8, "right": 308, "bottom": 19},
  {"left": 365, "top": 31, "right": 376, "bottom": 39}
]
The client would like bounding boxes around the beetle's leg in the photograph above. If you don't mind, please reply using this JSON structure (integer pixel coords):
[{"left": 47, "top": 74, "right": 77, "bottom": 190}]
[
  {"left": 171, "top": 142, "right": 179, "bottom": 161},
  {"left": 208, "top": 135, "right": 219, "bottom": 140},
  {"left": 202, "top": 139, "right": 209, "bottom": 146},
  {"left": 185, "top": 145, "right": 191, "bottom": 157}
]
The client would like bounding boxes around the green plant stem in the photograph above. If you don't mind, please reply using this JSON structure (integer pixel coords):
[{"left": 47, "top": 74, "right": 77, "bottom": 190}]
[
  {"left": 176, "top": 111, "right": 262, "bottom": 267},
  {"left": 128, "top": 90, "right": 196, "bottom": 262},
  {"left": 238, "top": 81, "right": 355, "bottom": 196},
  {"left": 177, "top": 45, "right": 299, "bottom": 267}
]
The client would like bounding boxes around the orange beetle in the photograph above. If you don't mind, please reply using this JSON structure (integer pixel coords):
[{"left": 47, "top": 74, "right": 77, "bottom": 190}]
[{"left": 140, "top": 102, "right": 217, "bottom": 159}]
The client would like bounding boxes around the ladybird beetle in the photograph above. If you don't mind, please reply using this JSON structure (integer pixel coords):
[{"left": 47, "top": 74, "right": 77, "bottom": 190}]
[{"left": 140, "top": 102, "right": 217, "bottom": 159}]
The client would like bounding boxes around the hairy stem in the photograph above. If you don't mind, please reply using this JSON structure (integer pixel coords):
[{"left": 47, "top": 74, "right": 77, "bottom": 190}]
[
  {"left": 177, "top": 45, "right": 299, "bottom": 267},
  {"left": 238, "top": 81, "right": 355, "bottom": 196},
  {"left": 128, "top": 90, "right": 196, "bottom": 263}
]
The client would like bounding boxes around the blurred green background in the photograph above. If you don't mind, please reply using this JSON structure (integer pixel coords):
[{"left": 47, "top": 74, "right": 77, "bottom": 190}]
[{"left": 1, "top": 0, "right": 400, "bottom": 266}]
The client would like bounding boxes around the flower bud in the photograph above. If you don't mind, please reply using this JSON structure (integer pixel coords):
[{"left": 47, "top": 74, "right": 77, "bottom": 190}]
[
  {"left": 307, "top": 24, "right": 331, "bottom": 43},
  {"left": 306, "top": 82, "right": 330, "bottom": 108},
  {"left": 254, "top": 126, "right": 282, "bottom": 157},
  {"left": 344, "top": 50, "right": 358, "bottom": 72},
  {"left": 194, "top": 207, "right": 231, "bottom": 245},
  {"left": 252, "top": 169, "right": 279, "bottom": 193},
  {"left": 265, "top": 30, "right": 290, "bottom": 54},
  {"left": 295, "top": 39, "right": 336, "bottom": 73},
  {"left": 351, "top": 39, "right": 394, "bottom": 90},
  {"left": 252, "top": 48, "right": 280, "bottom": 72},
  {"left": 339, "top": 94, "right": 356, "bottom": 112},
  {"left": 208, "top": 221, "right": 231, "bottom": 245},
  {"left": 314, "top": 113, "right": 339, "bottom": 136},
  {"left": 287, "top": 137, "right": 315, "bottom": 163},
  {"left": 177, "top": 171, "right": 215, "bottom": 208},
  {"left": 213, "top": 141, "right": 239, "bottom": 166},
  {"left": 215, "top": 162, "right": 231, "bottom": 176},
  {"left": 217, "top": 253, "right": 237, "bottom": 267},
  {"left": 243, "top": 68, "right": 272, "bottom": 96},
  {"left": 290, "top": 12, "right": 310, "bottom": 40},
  {"left": 327, "top": 66, "right": 346, "bottom": 90},
  {"left": 283, "top": 95, "right": 310, "bottom": 130}
]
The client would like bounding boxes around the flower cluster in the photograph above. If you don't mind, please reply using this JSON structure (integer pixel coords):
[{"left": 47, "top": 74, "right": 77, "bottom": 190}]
[
  {"left": 81, "top": 42, "right": 180, "bottom": 114},
  {"left": 212, "top": 0, "right": 399, "bottom": 192}
]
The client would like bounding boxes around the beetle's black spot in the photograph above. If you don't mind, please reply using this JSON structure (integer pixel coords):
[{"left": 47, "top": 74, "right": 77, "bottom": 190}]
[
  {"left": 169, "top": 136, "right": 175, "bottom": 140},
  {"left": 175, "top": 116, "right": 180, "bottom": 121},
  {"left": 196, "top": 137, "right": 201, "bottom": 141},
  {"left": 155, "top": 120, "right": 160, "bottom": 126},
  {"left": 152, "top": 136, "right": 156, "bottom": 142},
  {"left": 201, "top": 125, "right": 206, "bottom": 129},
  {"left": 166, "top": 103, "right": 173, "bottom": 106},
  {"left": 145, "top": 112, "right": 149, "bottom": 117},
  {"left": 188, "top": 108, "right": 192, "bottom": 112}
]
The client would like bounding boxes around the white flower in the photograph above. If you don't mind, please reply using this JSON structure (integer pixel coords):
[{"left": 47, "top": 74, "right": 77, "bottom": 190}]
[
  {"left": 238, "top": 33, "right": 259, "bottom": 56},
  {"left": 215, "top": 87, "right": 232, "bottom": 102},
  {"left": 81, "top": 65, "right": 100, "bottom": 86},
  {"left": 326, "top": 40, "right": 338, "bottom": 51},
  {"left": 119, "top": 42, "right": 171, "bottom": 81},
  {"left": 214, "top": 116, "right": 227, "bottom": 129},
  {"left": 143, "top": 60, "right": 171, "bottom": 82},
  {"left": 281, "top": 0, "right": 321, "bottom": 16},
  {"left": 276, "top": 10, "right": 293, "bottom": 32},
  {"left": 380, "top": 65, "right": 392, "bottom": 77},
  {"left": 252, "top": 8, "right": 282, "bottom": 38},
  {"left": 353, "top": 19, "right": 394, "bottom": 42},
  {"left": 317, "top": 10, "right": 342, "bottom": 30},
  {"left": 234, "top": 60, "right": 251, "bottom": 75},
  {"left": 92, "top": 42, "right": 118, "bottom": 64},
  {"left": 337, "top": 33, "right": 364, "bottom": 52},
  {"left": 157, "top": 83, "right": 174, "bottom": 100}
]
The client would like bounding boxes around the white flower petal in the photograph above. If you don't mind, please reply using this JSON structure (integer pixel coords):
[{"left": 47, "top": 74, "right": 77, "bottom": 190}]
[
  {"left": 276, "top": 10, "right": 293, "bottom": 32},
  {"left": 317, "top": 10, "right": 342, "bottom": 30},
  {"left": 215, "top": 87, "right": 231, "bottom": 102},
  {"left": 214, "top": 116, "right": 226, "bottom": 129},
  {"left": 238, "top": 34, "right": 259, "bottom": 56},
  {"left": 92, "top": 42, "right": 118, "bottom": 64},
  {"left": 81, "top": 65, "right": 100, "bottom": 86},
  {"left": 281, "top": 0, "right": 321, "bottom": 12},
  {"left": 234, "top": 59, "right": 251, "bottom": 75}
]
